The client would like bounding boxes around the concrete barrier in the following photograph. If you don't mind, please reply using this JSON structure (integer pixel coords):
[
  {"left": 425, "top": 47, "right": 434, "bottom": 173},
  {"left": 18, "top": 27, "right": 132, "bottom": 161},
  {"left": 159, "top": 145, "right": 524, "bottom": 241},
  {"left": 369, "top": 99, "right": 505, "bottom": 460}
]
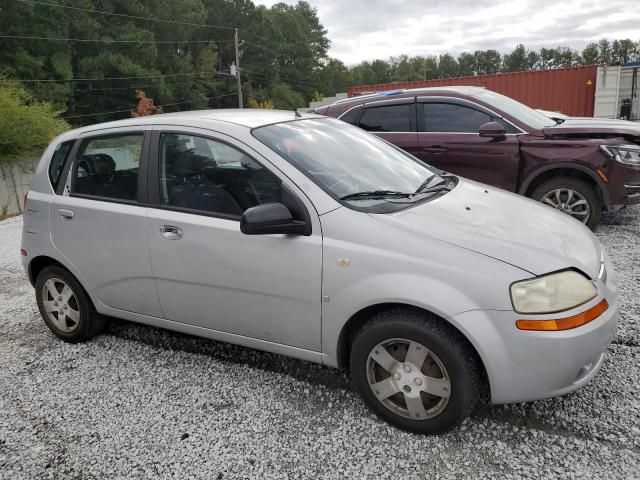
[{"left": 0, "top": 158, "right": 38, "bottom": 219}]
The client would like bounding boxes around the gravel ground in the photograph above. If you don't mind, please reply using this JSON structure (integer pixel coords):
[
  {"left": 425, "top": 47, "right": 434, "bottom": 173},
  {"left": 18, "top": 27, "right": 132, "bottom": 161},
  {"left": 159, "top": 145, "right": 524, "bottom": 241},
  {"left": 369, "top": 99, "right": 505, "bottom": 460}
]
[{"left": 1, "top": 208, "right": 639, "bottom": 479}]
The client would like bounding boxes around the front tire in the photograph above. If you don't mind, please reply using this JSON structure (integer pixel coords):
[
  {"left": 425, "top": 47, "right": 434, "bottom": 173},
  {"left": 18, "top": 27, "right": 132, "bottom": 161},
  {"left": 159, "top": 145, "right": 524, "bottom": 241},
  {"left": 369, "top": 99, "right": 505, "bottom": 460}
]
[
  {"left": 349, "top": 308, "right": 482, "bottom": 434},
  {"left": 530, "top": 177, "right": 602, "bottom": 230},
  {"left": 35, "top": 265, "right": 105, "bottom": 343}
]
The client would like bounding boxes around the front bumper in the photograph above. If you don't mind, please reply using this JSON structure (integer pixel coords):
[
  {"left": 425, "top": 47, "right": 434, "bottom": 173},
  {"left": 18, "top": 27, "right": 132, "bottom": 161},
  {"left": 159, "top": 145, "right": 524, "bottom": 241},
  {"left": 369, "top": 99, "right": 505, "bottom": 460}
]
[
  {"left": 451, "top": 255, "right": 619, "bottom": 405},
  {"left": 623, "top": 182, "right": 640, "bottom": 205},
  {"left": 607, "top": 159, "right": 640, "bottom": 207}
]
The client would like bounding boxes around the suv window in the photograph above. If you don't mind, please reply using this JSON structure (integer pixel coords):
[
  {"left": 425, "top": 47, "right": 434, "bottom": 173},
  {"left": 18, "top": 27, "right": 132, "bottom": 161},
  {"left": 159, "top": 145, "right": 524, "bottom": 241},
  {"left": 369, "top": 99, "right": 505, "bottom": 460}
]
[
  {"left": 358, "top": 104, "right": 411, "bottom": 132},
  {"left": 423, "top": 103, "right": 493, "bottom": 133},
  {"left": 159, "top": 133, "right": 282, "bottom": 217},
  {"left": 422, "top": 103, "right": 517, "bottom": 134},
  {"left": 72, "top": 134, "right": 143, "bottom": 201},
  {"left": 48, "top": 140, "right": 74, "bottom": 191},
  {"left": 339, "top": 106, "right": 362, "bottom": 125}
]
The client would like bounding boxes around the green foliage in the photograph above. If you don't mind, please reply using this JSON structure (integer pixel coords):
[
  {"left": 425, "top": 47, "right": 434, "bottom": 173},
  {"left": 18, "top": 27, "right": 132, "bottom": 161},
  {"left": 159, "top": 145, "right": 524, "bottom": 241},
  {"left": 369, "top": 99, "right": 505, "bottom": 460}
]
[
  {"left": 0, "top": 76, "right": 69, "bottom": 164},
  {"left": 272, "top": 83, "right": 305, "bottom": 109}
]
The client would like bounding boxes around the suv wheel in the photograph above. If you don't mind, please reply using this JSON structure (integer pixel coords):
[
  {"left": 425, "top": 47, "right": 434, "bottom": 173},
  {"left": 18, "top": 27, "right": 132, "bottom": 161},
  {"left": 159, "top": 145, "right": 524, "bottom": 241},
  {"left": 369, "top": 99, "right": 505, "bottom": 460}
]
[
  {"left": 531, "top": 177, "right": 602, "bottom": 230},
  {"left": 35, "top": 265, "right": 105, "bottom": 343},
  {"left": 349, "top": 308, "right": 482, "bottom": 434}
]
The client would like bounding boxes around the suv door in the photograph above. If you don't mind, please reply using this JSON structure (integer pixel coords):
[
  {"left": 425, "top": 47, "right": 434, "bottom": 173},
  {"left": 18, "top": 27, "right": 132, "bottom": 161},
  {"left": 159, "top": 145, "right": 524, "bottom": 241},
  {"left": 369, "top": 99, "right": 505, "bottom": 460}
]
[
  {"left": 144, "top": 127, "right": 323, "bottom": 351},
  {"left": 356, "top": 98, "right": 420, "bottom": 157},
  {"left": 416, "top": 98, "right": 521, "bottom": 191},
  {"left": 50, "top": 128, "right": 163, "bottom": 317}
]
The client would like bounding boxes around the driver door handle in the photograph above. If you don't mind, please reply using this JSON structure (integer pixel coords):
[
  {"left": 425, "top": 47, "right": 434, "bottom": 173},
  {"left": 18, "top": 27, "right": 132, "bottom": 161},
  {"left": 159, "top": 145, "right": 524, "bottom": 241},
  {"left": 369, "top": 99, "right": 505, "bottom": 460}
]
[
  {"left": 58, "top": 209, "right": 74, "bottom": 220},
  {"left": 160, "top": 225, "right": 183, "bottom": 240}
]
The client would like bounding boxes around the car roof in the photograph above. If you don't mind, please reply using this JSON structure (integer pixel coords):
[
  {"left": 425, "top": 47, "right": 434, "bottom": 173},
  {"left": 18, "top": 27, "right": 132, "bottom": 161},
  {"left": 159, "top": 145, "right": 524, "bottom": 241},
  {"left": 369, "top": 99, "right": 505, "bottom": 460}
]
[
  {"left": 61, "top": 109, "right": 323, "bottom": 137},
  {"left": 331, "top": 86, "right": 487, "bottom": 106}
]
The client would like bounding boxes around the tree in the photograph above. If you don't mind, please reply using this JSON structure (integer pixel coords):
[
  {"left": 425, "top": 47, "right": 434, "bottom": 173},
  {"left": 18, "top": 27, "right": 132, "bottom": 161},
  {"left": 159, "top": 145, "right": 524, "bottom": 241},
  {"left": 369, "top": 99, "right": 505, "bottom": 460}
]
[
  {"left": 0, "top": 76, "right": 68, "bottom": 165},
  {"left": 272, "top": 83, "right": 305, "bottom": 109},
  {"left": 503, "top": 44, "right": 528, "bottom": 72},
  {"left": 247, "top": 97, "right": 274, "bottom": 109},
  {"left": 131, "top": 90, "right": 163, "bottom": 117},
  {"left": 598, "top": 39, "right": 612, "bottom": 64},
  {"left": 438, "top": 54, "right": 459, "bottom": 78},
  {"left": 474, "top": 50, "right": 502, "bottom": 74},
  {"left": 581, "top": 43, "right": 599, "bottom": 64}
]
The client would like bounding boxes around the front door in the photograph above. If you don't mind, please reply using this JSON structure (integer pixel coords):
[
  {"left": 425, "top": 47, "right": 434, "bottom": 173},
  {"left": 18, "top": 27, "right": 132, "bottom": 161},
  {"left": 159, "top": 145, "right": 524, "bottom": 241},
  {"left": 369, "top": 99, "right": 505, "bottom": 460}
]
[
  {"left": 50, "top": 129, "right": 163, "bottom": 317},
  {"left": 144, "top": 129, "right": 323, "bottom": 351},
  {"left": 416, "top": 101, "right": 521, "bottom": 191}
]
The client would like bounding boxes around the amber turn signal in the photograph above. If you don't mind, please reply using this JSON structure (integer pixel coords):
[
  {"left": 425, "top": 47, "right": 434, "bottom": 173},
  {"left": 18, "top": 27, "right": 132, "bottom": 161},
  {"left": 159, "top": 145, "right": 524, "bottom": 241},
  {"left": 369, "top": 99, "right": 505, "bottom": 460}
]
[{"left": 516, "top": 299, "right": 609, "bottom": 331}]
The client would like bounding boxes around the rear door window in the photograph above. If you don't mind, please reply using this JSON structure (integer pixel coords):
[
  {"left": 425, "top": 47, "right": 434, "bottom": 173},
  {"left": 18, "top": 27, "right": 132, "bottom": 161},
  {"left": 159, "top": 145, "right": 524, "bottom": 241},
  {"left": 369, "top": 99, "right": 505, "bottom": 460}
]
[
  {"left": 72, "top": 134, "right": 143, "bottom": 202},
  {"left": 358, "top": 104, "right": 412, "bottom": 132}
]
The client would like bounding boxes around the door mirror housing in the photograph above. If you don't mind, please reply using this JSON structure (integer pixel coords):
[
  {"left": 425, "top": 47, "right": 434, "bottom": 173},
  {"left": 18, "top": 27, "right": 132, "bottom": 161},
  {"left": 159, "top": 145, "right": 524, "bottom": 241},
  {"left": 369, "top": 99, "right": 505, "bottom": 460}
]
[
  {"left": 240, "top": 203, "right": 308, "bottom": 236},
  {"left": 479, "top": 121, "right": 507, "bottom": 139}
]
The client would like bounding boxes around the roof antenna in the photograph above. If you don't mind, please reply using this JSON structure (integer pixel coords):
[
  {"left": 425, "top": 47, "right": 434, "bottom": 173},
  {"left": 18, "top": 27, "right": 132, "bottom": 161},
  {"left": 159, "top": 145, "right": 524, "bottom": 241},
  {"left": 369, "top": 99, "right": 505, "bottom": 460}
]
[{"left": 294, "top": 109, "right": 302, "bottom": 118}]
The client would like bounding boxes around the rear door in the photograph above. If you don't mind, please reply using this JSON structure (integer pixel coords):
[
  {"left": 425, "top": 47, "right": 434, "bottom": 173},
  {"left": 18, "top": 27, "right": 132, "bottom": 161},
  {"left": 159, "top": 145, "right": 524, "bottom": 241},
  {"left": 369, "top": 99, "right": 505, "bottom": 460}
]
[
  {"left": 416, "top": 98, "right": 521, "bottom": 191},
  {"left": 144, "top": 127, "right": 323, "bottom": 351},
  {"left": 50, "top": 127, "right": 163, "bottom": 317},
  {"left": 356, "top": 98, "right": 419, "bottom": 157}
]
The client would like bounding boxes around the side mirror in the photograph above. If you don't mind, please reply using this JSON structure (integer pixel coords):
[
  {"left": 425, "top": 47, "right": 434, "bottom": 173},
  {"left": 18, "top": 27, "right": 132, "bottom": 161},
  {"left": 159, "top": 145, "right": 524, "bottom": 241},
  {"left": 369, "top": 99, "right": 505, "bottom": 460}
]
[
  {"left": 240, "top": 203, "right": 307, "bottom": 236},
  {"left": 479, "top": 121, "right": 506, "bottom": 139}
]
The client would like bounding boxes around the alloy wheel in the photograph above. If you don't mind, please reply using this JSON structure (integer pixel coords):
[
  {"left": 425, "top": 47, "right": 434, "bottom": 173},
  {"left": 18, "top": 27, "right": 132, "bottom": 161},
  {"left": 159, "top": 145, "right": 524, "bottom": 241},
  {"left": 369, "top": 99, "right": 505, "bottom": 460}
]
[
  {"left": 41, "top": 277, "right": 81, "bottom": 333},
  {"left": 540, "top": 188, "right": 590, "bottom": 224},
  {"left": 366, "top": 338, "right": 451, "bottom": 420}
]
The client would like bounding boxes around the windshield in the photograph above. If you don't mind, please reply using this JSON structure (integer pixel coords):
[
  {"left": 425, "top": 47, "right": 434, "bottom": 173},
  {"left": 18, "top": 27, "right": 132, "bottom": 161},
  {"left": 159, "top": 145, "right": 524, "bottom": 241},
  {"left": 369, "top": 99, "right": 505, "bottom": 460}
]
[
  {"left": 252, "top": 118, "right": 451, "bottom": 213},
  {"left": 473, "top": 90, "right": 556, "bottom": 130}
]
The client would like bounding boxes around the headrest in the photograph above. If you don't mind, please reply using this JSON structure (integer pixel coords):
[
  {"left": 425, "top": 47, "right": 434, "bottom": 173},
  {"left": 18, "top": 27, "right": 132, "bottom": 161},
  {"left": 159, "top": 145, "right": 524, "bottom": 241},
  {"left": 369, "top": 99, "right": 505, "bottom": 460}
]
[
  {"left": 81, "top": 154, "right": 116, "bottom": 176},
  {"left": 170, "top": 152, "right": 216, "bottom": 177}
]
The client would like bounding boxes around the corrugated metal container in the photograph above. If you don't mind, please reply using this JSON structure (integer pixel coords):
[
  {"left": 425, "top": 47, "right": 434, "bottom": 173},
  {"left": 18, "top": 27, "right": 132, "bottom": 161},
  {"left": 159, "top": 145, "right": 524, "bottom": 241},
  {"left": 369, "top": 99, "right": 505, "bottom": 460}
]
[{"left": 347, "top": 65, "right": 598, "bottom": 117}]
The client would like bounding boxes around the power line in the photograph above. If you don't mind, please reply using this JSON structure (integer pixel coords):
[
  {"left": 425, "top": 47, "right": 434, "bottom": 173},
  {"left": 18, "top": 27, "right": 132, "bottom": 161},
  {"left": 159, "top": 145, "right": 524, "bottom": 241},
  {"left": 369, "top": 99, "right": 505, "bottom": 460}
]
[
  {"left": 18, "top": 0, "right": 237, "bottom": 31},
  {"left": 16, "top": 71, "right": 233, "bottom": 83},
  {"left": 62, "top": 93, "right": 238, "bottom": 119},
  {"left": 0, "top": 35, "right": 235, "bottom": 45}
]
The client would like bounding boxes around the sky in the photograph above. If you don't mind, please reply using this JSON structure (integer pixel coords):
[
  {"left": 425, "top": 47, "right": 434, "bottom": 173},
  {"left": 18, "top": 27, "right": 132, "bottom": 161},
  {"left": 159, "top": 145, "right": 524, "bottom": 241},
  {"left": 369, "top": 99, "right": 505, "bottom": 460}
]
[{"left": 253, "top": 0, "right": 640, "bottom": 65}]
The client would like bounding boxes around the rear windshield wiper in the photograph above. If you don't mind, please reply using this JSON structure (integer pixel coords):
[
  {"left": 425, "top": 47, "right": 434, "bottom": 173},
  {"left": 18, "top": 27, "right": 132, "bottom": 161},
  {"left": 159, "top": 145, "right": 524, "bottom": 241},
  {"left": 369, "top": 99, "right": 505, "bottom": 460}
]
[{"left": 340, "top": 190, "right": 413, "bottom": 201}]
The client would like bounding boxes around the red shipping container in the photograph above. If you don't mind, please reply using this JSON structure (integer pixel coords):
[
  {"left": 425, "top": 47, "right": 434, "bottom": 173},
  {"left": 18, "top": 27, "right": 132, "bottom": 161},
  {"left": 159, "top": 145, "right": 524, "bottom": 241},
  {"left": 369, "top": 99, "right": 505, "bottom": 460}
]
[{"left": 347, "top": 65, "right": 597, "bottom": 117}]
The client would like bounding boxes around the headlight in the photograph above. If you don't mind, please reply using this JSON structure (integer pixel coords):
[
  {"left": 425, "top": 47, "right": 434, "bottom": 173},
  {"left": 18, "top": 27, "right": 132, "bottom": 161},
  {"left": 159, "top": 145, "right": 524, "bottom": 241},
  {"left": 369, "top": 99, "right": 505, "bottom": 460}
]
[
  {"left": 601, "top": 144, "right": 640, "bottom": 166},
  {"left": 510, "top": 270, "right": 597, "bottom": 314}
]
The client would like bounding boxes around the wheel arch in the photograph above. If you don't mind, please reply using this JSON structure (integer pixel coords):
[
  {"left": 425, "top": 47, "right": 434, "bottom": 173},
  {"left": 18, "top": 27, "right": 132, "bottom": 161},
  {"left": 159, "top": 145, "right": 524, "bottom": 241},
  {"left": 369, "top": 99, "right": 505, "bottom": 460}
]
[
  {"left": 518, "top": 163, "right": 610, "bottom": 209},
  {"left": 335, "top": 302, "right": 490, "bottom": 399},
  {"left": 28, "top": 255, "right": 66, "bottom": 287}
]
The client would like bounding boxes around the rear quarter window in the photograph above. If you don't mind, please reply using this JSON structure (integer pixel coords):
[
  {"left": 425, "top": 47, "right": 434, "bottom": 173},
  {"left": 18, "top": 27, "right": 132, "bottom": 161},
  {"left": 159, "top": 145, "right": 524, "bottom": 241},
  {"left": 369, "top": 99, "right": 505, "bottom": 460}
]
[
  {"left": 338, "top": 106, "right": 362, "bottom": 125},
  {"left": 48, "top": 141, "right": 75, "bottom": 191}
]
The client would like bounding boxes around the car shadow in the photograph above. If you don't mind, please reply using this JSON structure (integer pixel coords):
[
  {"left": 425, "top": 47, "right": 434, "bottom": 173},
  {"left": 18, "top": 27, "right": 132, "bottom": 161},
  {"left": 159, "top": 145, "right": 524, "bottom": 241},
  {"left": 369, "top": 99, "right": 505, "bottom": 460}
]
[{"left": 105, "top": 317, "right": 353, "bottom": 392}]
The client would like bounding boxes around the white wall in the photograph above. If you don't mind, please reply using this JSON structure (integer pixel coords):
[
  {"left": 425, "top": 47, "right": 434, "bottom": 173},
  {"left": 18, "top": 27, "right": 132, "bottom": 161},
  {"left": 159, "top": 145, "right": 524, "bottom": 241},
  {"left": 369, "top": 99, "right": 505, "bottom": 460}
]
[{"left": 0, "top": 158, "right": 38, "bottom": 219}]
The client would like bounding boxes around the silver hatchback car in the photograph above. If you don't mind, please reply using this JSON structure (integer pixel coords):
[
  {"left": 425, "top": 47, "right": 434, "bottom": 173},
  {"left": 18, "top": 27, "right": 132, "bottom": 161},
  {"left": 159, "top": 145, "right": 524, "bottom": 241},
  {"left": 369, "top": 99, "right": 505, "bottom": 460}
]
[{"left": 22, "top": 110, "right": 618, "bottom": 433}]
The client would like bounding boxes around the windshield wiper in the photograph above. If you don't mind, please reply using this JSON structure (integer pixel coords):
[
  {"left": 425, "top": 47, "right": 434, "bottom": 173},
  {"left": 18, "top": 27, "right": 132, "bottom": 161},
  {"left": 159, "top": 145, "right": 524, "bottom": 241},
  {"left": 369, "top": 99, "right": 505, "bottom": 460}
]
[
  {"left": 340, "top": 190, "right": 413, "bottom": 201},
  {"left": 414, "top": 175, "right": 453, "bottom": 194}
]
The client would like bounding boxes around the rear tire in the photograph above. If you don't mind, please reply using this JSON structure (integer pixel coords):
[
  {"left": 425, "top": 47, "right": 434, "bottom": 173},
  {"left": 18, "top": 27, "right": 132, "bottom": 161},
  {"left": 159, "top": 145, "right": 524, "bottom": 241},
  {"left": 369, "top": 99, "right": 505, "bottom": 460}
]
[
  {"left": 349, "top": 308, "right": 482, "bottom": 434},
  {"left": 530, "top": 177, "right": 602, "bottom": 230},
  {"left": 35, "top": 265, "right": 105, "bottom": 343}
]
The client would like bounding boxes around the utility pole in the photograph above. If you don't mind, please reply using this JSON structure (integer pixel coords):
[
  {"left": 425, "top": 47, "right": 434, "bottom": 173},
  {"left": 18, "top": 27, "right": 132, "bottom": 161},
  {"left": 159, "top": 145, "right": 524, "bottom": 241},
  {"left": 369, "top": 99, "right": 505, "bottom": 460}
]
[{"left": 234, "top": 28, "right": 243, "bottom": 109}]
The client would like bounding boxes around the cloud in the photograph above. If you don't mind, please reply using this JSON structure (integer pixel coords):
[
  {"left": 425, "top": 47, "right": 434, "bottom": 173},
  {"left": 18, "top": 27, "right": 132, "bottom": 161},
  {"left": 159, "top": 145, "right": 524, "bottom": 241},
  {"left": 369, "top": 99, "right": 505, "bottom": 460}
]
[{"left": 253, "top": 0, "right": 640, "bottom": 64}]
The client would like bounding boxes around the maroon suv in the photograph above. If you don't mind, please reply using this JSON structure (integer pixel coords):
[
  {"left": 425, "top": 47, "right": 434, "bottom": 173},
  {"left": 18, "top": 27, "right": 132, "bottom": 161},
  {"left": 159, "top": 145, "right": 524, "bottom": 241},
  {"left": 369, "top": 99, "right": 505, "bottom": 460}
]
[{"left": 315, "top": 87, "right": 640, "bottom": 228}]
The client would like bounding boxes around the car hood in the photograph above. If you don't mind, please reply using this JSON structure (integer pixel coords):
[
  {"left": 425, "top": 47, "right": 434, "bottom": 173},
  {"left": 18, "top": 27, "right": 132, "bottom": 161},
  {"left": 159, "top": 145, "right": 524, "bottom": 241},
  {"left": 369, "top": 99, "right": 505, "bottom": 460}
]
[
  {"left": 372, "top": 179, "right": 602, "bottom": 278},
  {"left": 542, "top": 117, "right": 640, "bottom": 138}
]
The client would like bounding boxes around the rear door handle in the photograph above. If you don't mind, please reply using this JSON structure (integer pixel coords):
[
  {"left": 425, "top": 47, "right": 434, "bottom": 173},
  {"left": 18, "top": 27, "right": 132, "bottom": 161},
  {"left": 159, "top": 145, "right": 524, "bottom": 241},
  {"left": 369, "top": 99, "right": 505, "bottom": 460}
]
[
  {"left": 159, "top": 225, "right": 183, "bottom": 240},
  {"left": 423, "top": 146, "right": 447, "bottom": 154},
  {"left": 58, "top": 209, "right": 74, "bottom": 220}
]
